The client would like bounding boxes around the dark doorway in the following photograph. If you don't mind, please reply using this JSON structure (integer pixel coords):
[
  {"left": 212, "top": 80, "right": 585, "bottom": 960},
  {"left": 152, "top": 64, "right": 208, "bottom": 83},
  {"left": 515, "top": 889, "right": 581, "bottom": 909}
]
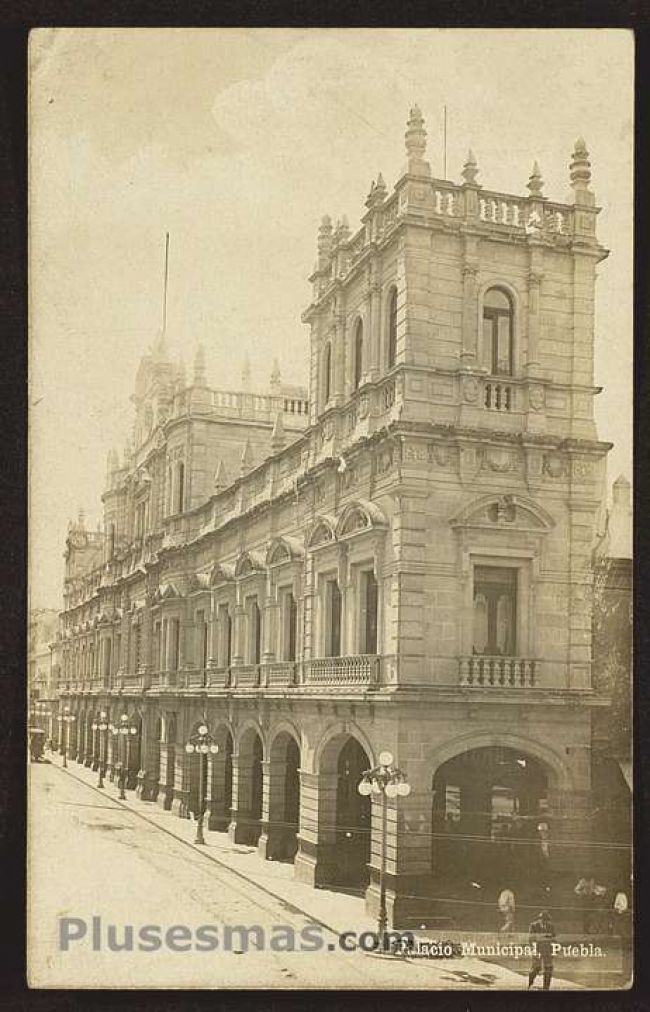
[
  {"left": 336, "top": 737, "right": 371, "bottom": 891},
  {"left": 432, "top": 746, "right": 549, "bottom": 897}
]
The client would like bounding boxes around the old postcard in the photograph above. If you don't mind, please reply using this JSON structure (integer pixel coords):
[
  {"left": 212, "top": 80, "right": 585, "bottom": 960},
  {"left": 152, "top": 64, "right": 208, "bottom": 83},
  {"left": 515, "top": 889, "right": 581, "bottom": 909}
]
[{"left": 28, "top": 28, "right": 633, "bottom": 990}]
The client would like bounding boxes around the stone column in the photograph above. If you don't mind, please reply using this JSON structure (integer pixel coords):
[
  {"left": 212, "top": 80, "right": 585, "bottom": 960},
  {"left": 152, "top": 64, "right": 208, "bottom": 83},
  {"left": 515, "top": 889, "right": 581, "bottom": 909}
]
[
  {"left": 261, "top": 601, "right": 278, "bottom": 667},
  {"left": 141, "top": 596, "right": 154, "bottom": 685},
  {"left": 368, "top": 269, "right": 381, "bottom": 382},
  {"left": 228, "top": 751, "right": 261, "bottom": 845},
  {"left": 294, "top": 770, "right": 339, "bottom": 887},
  {"left": 256, "top": 759, "right": 273, "bottom": 859},
  {"left": 156, "top": 742, "right": 176, "bottom": 811},
  {"left": 364, "top": 758, "right": 434, "bottom": 929},
  {"left": 207, "top": 603, "right": 219, "bottom": 670},
  {"left": 170, "top": 746, "right": 190, "bottom": 818},
  {"left": 231, "top": 604, "right": 246, "bottom": 667},
  {"left": 139, "top": 710, "right": 159, "bottom": 801},
  {"left": 106, "top": 726, "right": 117, "bottom": 781},
  {"left": 332, "top": 308, "right": 345, "bottom": 406},
  {"left": 84, "top": 717, "right": 94, "bottom": 767},
  {"left": 526, "top": 256, "right": 543, "bottom": 378},
  {"left": 460, "top": 256, "right": 479, "bottom": 366},
  {"left": 206, "top": 752, "right": 231, "bottom": 831}
]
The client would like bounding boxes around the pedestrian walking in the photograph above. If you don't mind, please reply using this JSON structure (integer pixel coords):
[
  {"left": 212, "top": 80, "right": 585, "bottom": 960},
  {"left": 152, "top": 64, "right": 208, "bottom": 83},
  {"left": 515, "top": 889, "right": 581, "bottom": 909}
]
[
  {"left": 610, "top": 890, "right": 632, "bottom": 985},
  {"left": 497, "top": 887, "right": 516, "bottom": 932},
  {"left": 528, "top": 909, "right": 556, "bottom": 990},
  {"left": 574, "top": 876, "right": 597, "bottom": 934}
]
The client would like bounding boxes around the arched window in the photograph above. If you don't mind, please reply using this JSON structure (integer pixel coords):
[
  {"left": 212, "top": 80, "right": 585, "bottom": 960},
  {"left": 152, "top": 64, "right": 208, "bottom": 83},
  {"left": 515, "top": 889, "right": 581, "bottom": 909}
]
[
  {"left": 387, "top": 287, "right": 397, "bottom": 369},
  {"left": 323, "top": 342, "right": 332, "bottom": 405},
  {"left": 483, "top": 288, "right": 513, "bottom": 376},
  {"left": 353, "top": 320, "right": 363, "bottom": 390}
]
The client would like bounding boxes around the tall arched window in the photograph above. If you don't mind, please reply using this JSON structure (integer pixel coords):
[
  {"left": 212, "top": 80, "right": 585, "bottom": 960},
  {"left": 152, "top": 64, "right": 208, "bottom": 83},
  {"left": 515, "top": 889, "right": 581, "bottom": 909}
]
[
  {"left": 387, "top": 287, "right": 397, "bottom": 369},
  {"left": 323, "top": 342, "right": 332, "bottom": 405},
  {"left": 483, "top": 288, "right": 513, "bottom": 376},
  {"left": 353, "top": 320, "right": 363, "bottom": 390}
]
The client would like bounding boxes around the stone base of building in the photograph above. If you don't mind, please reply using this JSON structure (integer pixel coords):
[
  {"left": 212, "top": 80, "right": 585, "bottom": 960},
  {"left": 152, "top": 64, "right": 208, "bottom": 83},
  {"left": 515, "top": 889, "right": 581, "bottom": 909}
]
[
  {"left": 156, "top": 783, "right": 174, "bottom": 811},
  {"left": 228, "top": 811, "right": 261, "bottom": 846},
  {"left": 171, "top": 788, "right": 190, "bottom": 818}
]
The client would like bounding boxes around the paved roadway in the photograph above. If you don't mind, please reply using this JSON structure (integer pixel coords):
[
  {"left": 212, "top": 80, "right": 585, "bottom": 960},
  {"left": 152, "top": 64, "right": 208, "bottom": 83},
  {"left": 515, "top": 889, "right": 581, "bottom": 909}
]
[{"left": 28, "top": 760, "right": 541, "bottom": 991}]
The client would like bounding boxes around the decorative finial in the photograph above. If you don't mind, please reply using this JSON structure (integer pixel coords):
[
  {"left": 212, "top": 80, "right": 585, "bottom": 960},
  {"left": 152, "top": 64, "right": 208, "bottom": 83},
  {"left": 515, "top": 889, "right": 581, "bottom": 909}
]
[
  {"left": 240, "top": 438, "right": 253, "bottom": 477},
  {"left": 317, "top": 215, "right": 333, "bottom": 262},
  {"left": 339, "top": 215, "right": 351, "bottom": 241},
  {"left": 570, "top": 137, "right": 593, "bottom": 201},
  {"left": 213, "top": 459, "right": 228, "bottom": 492},
  {"left": 461, "top": 149, "right": 479, "bottom": 185},
  {"left": 193, "top": 342, "right": 206, "bottom": 386},
  {"left": 77, "top": 508, "right": 85, "bottom": 530},
  {"left": 527, "top": 160, "right": 544, "bottom": 198},
  {"left": 271, "top": 411, "right": 286, "bottom": 453},
  {"left": 369, "top": 172, "right": 387, "bottom": 206},
  {"left": 405, "top": 104, "right": 427, "bottom": 162}
]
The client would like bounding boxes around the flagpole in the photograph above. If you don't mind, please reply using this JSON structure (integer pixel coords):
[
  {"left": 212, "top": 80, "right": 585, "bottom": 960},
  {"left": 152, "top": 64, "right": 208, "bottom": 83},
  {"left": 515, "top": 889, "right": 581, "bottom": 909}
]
[
  {"left": 443, "top": 105, "right": 447, "bottom": 179},
  {"left": 162, "top": 232, "right": 170, "bottom": 337}
]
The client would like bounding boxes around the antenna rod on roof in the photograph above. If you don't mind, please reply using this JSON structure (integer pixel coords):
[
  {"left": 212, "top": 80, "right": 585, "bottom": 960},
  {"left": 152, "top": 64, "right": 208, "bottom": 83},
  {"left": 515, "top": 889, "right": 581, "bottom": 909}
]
[
  {"left": 443, "top": 105, "right": 447, "bottom": 180},
  {"left": 162, "top": 232, "right": 170, "bottom": 336}
]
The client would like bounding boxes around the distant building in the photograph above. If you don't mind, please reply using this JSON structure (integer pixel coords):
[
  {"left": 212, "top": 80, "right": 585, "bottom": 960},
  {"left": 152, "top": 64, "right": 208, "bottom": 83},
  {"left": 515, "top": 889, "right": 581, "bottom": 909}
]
[
  {"left": 591, "top": 476, "right": 632, "bottom": 887},
  {"left": 54, "top": 108, "right": 619, "bottom": 927},
  {"left": 28, "top": 608, "right": 58, "bottom": 701}
]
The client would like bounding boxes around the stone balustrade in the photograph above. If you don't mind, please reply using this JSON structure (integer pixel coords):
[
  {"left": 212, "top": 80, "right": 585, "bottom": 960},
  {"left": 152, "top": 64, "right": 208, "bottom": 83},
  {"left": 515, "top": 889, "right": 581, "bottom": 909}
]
[
  {"left": 231, "top": 664, "right": 260, "bottom": 689},
  {"left": 459, "top": 655, "right": 538, "bottom": 688},
  {"left": 303, "top": 654, "right": 381, "bottom": 687},
  {"left": 266, "top": 662, "right": 298, "bottom": 688},
  {"left": 484, "top": 379, "right": 514, "bottom": 412}
]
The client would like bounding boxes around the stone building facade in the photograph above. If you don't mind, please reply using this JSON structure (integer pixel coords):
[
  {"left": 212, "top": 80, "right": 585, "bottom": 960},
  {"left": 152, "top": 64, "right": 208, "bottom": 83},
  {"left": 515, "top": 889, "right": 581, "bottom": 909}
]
[
  {"left": 29, "top": 608, "right": 58, "bottom": 701},
  {"left": 54, "top": 107, "right": 614, "bottom": 928}
]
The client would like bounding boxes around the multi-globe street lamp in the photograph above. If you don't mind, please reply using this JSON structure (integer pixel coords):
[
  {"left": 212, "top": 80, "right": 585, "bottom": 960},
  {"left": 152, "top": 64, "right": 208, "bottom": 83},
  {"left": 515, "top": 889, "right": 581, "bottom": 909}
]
[
  {"left": 109, "top": 713, "right": 138, "bottom": 800},
  {"left": 185, "top": 723, "right": 219, "bottom": 845},
  {"left": 58, "top": 706, "right": 77, "bottom": 769},
  {"left": 91, "top": 711, "right": 109, "bottom": 789},
  {"left": 358, "top": 750, "right": 411, "bottom": 940}
]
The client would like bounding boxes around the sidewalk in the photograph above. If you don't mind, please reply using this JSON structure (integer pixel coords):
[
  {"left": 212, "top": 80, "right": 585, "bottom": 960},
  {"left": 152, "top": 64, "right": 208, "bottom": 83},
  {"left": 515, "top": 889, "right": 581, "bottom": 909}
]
[{"left": 44, "top": 753, "right": 583, "bottom": 990}]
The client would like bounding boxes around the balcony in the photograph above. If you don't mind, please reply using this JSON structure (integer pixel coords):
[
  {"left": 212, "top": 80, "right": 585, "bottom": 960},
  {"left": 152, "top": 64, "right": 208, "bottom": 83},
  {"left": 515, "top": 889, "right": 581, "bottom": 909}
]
[
  {"left": 459, "top": 656, "right": 538, "bottom": 689},
  {"left": 207, "top": 666, "right": 231, "bottom": 689},
  {"left": 182, "top": 668, "right": 207, "bottom": 690},
  {"left": 303, "top": 654, "right": 381, "bottom": 688},
  {"left": 265, "top": 662, "right": 297, "bottom": 688},
  {"left": 483, "top": 379, "right": 513, "bottom": 412},
  {"left": 231, "top": 665, "right": 260, "bottom": 689}
]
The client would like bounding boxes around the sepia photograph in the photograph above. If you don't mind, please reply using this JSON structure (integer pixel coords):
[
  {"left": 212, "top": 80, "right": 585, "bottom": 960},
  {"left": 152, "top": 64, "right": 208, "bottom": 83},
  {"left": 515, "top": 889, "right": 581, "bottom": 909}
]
[{"left": 27, "top": 27, "right": 633, "bottom": 990}]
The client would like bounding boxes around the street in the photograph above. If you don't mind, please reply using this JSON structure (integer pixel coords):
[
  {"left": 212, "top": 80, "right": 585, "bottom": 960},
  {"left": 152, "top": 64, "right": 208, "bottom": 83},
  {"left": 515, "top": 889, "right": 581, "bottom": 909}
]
[{"left": 28, "top": 758, "right": 569, "bottom": 990}]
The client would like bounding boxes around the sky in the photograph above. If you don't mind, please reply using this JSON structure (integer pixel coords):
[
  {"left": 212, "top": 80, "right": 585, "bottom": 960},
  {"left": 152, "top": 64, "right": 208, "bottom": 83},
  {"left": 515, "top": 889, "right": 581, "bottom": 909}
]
[{"left": 29, "top": 28, "right": 634, "bottom": 610}]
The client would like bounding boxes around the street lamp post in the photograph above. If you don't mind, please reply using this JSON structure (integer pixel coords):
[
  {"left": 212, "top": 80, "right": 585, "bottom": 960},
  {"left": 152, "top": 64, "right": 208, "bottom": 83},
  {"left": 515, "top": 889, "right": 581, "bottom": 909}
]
[
  {"left": 358, "top": 750, "right": 411, "bottom": 941},
  {"left": 110, "top": 714, "right": 137, "bottom": 800},
  {"left": 59, "top": 706, "right": 77, "bottom": 769},
  {"left": 91, "top": 711, "right": 109, "bottom": 789},
  {"left": 185, "top": 723, "right": 219, "bottom": 845}
]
